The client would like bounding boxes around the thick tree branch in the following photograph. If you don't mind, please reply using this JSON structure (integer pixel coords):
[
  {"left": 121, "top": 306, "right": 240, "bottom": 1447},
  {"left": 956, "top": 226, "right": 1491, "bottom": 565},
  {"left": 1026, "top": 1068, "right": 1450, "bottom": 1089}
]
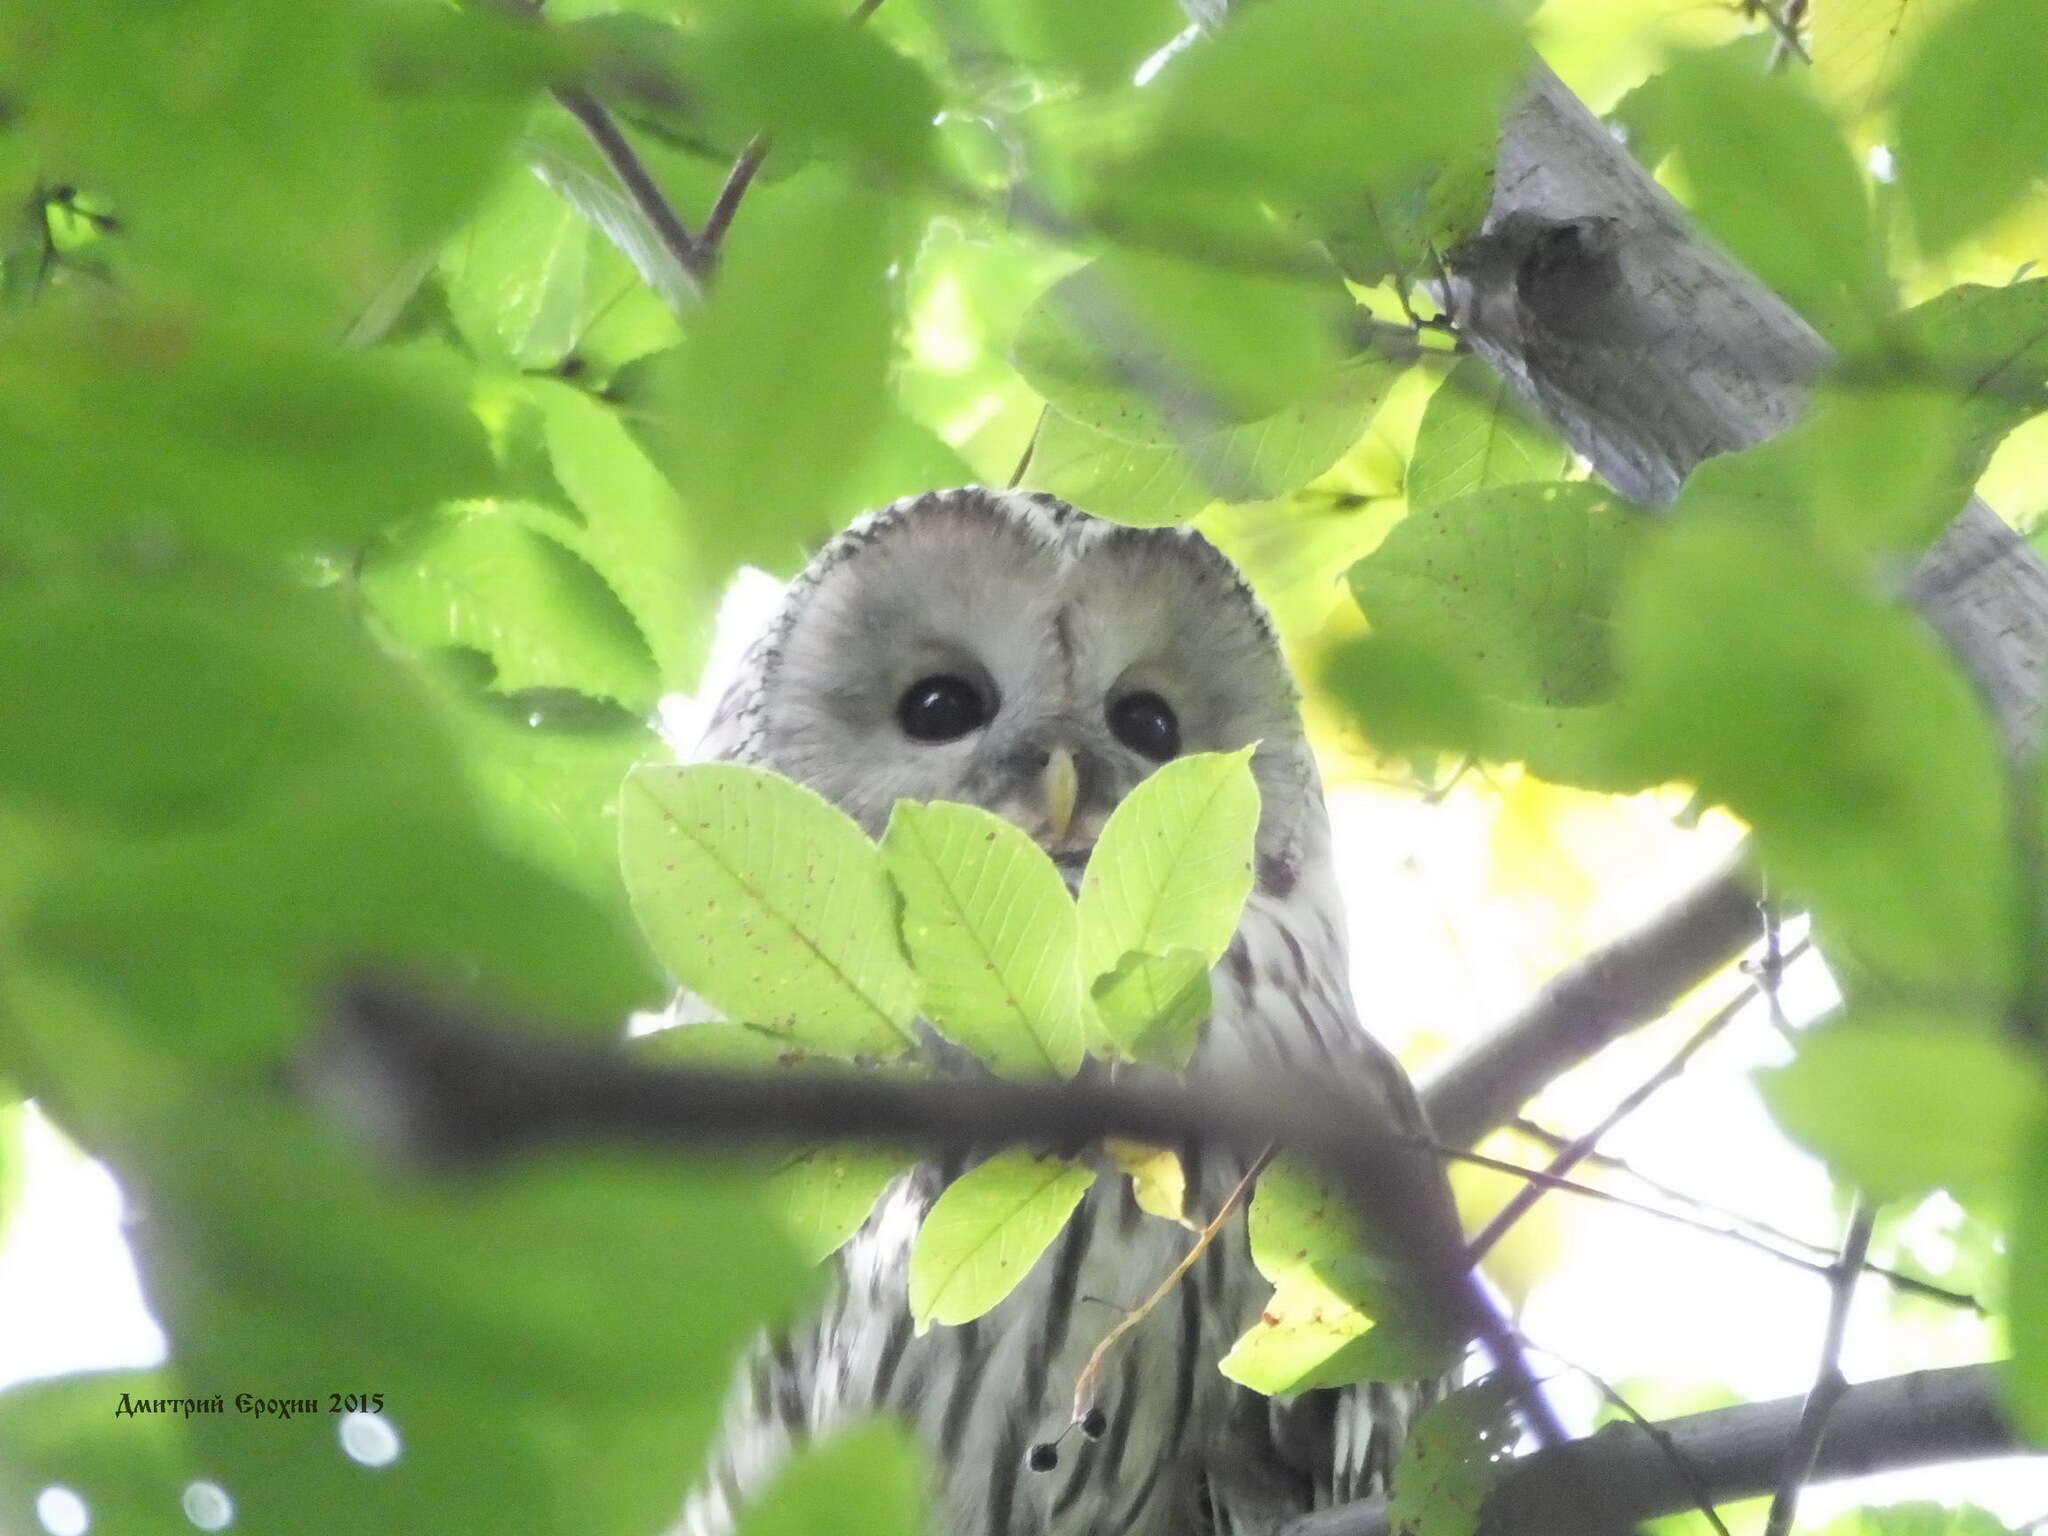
[
  {"left": 1278, "top": 1362, "right": 2017, "bottom": 1536},
  {"left": 1421, "top": 858, "right": 1761, "bottom": 1148}
]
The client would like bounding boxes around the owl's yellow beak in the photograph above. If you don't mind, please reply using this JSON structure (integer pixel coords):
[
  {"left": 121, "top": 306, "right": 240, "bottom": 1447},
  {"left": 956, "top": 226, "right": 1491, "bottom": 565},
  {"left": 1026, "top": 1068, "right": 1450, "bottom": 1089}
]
[{"left": 1042, "top": 746, "right": 1079, "bottom": 842}]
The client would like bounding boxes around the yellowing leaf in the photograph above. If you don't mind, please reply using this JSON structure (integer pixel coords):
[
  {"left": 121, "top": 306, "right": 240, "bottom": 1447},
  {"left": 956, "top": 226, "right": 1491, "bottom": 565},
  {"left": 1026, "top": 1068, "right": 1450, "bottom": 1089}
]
[
  {"left": 880, "top": 799, "right": 1086, "bottom": 1078},
  {"left": 1107, "top": 1139, "right": 1193, "bottom": 1229},
  {"left": 907, "top": 1150, "right": 1096, "bottom": 1331},
  {"left": 620, "top": 764, "right": 919, "bottom": 1058}
]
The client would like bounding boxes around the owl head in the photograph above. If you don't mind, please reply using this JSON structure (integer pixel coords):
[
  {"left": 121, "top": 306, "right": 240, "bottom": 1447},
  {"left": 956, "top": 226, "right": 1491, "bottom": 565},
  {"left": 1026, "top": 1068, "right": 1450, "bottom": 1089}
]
[{"left": 702, "top": 487, "right": 1326, "bottom": 895}]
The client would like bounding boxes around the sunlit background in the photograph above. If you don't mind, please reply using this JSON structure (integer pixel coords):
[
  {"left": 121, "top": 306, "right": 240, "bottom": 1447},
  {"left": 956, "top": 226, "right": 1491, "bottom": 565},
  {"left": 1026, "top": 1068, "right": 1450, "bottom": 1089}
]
[{"left": 6, "top": 0, "right": 2048, "bottom": 1528}]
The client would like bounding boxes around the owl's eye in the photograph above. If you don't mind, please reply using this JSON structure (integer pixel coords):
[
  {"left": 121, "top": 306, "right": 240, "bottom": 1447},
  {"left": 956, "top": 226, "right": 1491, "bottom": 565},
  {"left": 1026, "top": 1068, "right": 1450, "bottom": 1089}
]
[
  {"left": 1108, "top": 691, "right": 1180, "bottom": 761},
  {"left": 897, "top": 675, "right": 991, "bottom": 742}
]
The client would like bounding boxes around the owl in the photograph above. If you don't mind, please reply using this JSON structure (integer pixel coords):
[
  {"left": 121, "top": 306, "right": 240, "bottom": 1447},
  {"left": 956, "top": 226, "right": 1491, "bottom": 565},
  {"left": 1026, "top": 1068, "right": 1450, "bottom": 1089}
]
[{"left": 676, "top": 487, "right": 1461, "bottom": 1536}]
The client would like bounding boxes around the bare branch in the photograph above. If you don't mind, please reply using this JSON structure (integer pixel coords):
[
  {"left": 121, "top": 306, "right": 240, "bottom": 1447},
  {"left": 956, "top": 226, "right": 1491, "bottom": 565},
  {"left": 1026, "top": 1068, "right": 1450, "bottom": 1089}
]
[
  {"left": 698, "top": 135, "right": 770, "bottom": 268},
  {"left": 320, "top": 980, "right": 1581, "bottom": 1460},
  {"left": 1463, "top": 946, "right": 1797, "bottom": 1266},
  {"left": 1764, "top": 1200, "right": 1880, "bottom": 1536},
  {"left": 1421, "top": 858, "right": 1762, "bottom": 1148},
  {"left": 1278, "top": 1362, "right": 2017, "bottom": 1536}
]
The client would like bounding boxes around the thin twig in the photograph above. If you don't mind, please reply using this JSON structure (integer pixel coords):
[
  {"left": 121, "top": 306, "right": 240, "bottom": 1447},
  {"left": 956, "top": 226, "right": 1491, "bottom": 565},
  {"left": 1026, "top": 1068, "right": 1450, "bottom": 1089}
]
[
  {"left": 1009, "top": 405, "right": 1049, "bottom": 489},
  {"left": 551, "top": 84, "right": 707, "bottom": 295},
  {"left": 1069, "top": 1146, "right": 1273, "bottom": 1426},
  {"left": 1463, "top": 945, "right": 1806, "bottom": 1267},
  {"left": 1763, "top": 1199, "right": 1878, "bottom": 1536},
  {"left": 1533, "top": 1345, "right": 1734, "bottom": 1536},
  {"left": 698, "top": 134, "right": 770, "bottom": 267},
  {"left": 1507, "top": 1117, "right": 1982, "bottom": 1313}
]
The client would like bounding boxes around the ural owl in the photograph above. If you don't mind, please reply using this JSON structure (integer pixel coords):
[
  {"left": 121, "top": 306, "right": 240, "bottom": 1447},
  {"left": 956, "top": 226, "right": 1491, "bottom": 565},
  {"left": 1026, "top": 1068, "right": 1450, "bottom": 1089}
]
[{"left": 677, "top": 487, "right": 1460, "bottom": 1536}]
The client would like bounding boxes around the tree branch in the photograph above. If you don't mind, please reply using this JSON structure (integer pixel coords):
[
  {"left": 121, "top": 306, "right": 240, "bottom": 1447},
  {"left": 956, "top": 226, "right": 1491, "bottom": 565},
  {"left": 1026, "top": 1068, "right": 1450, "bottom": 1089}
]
[
  {"left": 1278, "top": 1362, "right": 2017, "bottom": 1536},
  {"left": 318, "top": 981, "right": 1578, "bottom": 1460},
  {"left": 550, "top": 85, "right": 707, "bottom": 297},
  {"left": 1420, "top": 857, "right": 1762, "bottom": 1148},
  {"left": 1764, "top": 1200, "right": 1879, "bottom": 1536}
]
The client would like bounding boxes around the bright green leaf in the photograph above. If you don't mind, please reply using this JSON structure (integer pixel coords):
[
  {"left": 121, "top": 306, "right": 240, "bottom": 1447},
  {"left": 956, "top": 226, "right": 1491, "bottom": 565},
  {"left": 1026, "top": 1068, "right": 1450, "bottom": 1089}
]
[
  {"left": 1089, "top": 947, "right": 1212, "bottom": 1067},
  {"left": 1757, "top": 1012, "right": 2042, "bottom": 1198},
  {"left": 880, "top": 799, "right": 1087, "bottom": 1079},
  {"left": 769, "top": 1145, "right": 913, "bottom": 1265},
  {"left": 1894, "top": 279, "right": 2048, "bottom": 497},
  {"left": 1406, "top": 359, "right": 1566, "bottom": 510},
  {"left": 908, "top": 1149, "right": 1096, "bottom": 1331},
  {"left": 1076, "top": 749, "right": 1261, "bottom": 980},
  {"left": 620, "top": 763, "right": 921, "bottom": 1059}
]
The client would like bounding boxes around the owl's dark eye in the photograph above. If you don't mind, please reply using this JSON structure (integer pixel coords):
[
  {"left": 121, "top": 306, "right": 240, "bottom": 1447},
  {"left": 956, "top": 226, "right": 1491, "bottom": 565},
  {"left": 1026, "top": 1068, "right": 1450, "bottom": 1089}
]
[
  {"left": 1108, "top": 691, "right": 1180, "bottom": 761},
  {"left": 897, "top": 675, "right": 991, "bottom": 742}
]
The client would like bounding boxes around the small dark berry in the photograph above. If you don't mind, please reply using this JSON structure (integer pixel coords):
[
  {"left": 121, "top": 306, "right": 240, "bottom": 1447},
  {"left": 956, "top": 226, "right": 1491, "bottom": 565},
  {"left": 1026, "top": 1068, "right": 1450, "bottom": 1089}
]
[
  {"left": 1026, "top": 1442, "right": 1059, "bottom": 1472},
  {"left": 1079, "top": 1408, "right": 1108, "bottom": 1440}
]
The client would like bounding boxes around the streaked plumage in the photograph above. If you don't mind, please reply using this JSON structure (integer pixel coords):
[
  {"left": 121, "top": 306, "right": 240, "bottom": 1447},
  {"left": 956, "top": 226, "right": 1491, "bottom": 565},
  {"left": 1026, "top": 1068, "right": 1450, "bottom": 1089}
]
[{"left": 676, "top": 487, "right": 1456, "bottom": 1535}]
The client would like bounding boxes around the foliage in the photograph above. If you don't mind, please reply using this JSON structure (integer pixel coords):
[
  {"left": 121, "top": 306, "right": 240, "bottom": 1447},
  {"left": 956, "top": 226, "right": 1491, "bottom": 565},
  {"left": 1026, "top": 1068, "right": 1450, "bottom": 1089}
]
[{"left": 0, "top": 0, "right": 2043, "bottom": 1532}]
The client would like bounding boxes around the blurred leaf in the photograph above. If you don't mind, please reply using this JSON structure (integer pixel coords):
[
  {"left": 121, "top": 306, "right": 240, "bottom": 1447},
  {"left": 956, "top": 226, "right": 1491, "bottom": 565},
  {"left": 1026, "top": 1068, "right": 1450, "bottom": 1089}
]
[
  {"left": 1089, "top": 947, "right": 1211, "bottom": 1067},
  {"left": 620, "top": 763, "right": 920, "bottom": 1059},
  {"left": 1406, "top": 359, "right": 1567, "bottom": 509},
  {"left": 0, "top": 1371, "right": 194, "bottom": 1536},
  {"left": 1814, "top": 1507, "right": 2026, "bottom": 1536},
  {"left": 3, "top": 0, "right": 540, "bottom": 325},
  {"left": 972, "top": 0, "right": 1184, "bottom": 89},
  {"left": 768, "top": 1145, "right": 912, "bottom": 1264},
  {"left": 1893, "top": 279, "right": 2048, "bottom": 497},
  {"left": 880, "top": 799, "right": 1087, "bottom": 1079},
  {"left": 441, "top": 166, "right": 594, "bottom": 371},
  {"left": 1663, "top": 49, "right": 1879, "bottom": 336},
  {"left": 363, "top": 504, "right": 662, "bottom": 711},
  {"left": 1895, "top": 0, "right": 2048, "bottom": 253},
  {"left": 1385, "top": 1377, "right": 1519, "bottom": 1536},
  {"left": 1606, "top": 34, "right": 1778, "bottom": 172},
  {"left": 1348, "top": 482, "right": 1639, "bottom": 708},
  {"left": 1013, "top": 250, "right": 1356, "bottom": 443},
  {"left": 643, "top": 171, "right": 902, "bottom": 576},
  {"left": 1107, "top": 1139, "right": 1190, "bottom": 1228},
  {"left": 1811, "top": 0, "right": 1969, "bottom": 120},
  {"left": 1131, "top": 0, "right": 1523, "bottom": 209},
  {"left": 1757, "top": 1012, "right": 2041, "bottom": 1199},
  {"left": 737, "top": 1421, "right": 923, "bottom": 1536},
  {"left": 0, "top": 579, "right": 455, "bottom": 832},
  {"left": 2006, "top": 1119, "right": 2048, "bottom": 1439},
  {"left": 1618, "top": 522, "right": 2018, "bottom": 995},
  {"left": 0, "top": 308, "right": 494, "bottom": 558},
  {"left": 1030, "top": 355, "right": 1400, "bottom": 526},
  {"left": 1076, "top": 748, "right": 1260, "bottom": 979},
  {"left": 907, "top": 1149, "right": 1096, "bottom": 1331}
]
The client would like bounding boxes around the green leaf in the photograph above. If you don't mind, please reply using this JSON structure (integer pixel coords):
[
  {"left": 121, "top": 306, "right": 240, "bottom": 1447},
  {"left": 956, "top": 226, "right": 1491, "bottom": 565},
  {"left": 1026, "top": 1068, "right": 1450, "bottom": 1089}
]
[
  {"left": 907, "top": 1149, "right": 1097, "bottom": 1331},
  {"left": 1030, "top": 356, "right": 1399, "bottom": 526},
  {"left": 620, "top": 763, "right": 921, "bottom": 1059},
  {"left": 1012, "top": 251, "right": 1357, "bottom": 443},
  {"left": 1405, "top": 358, "right": 1566, "bottom": 510},
  {"left": 1815, "top": 1506, "right": 2028, "bottom": 1536},
  {"left": 1348, "top": 482, "right": 1638, "bottom": 708},
  {"left": 2003, "top": 1115, "right": 2048, "bottom": 1443},
  {"left": 0, "top": 310, "right": 494, "bottom": 558},
  {"left": 737, "top": 1421, "right": 923, "bottom": 1536},
  {"left": 1895, "top": 0, "right": 2048, "bottom": 253},
  {"left": 1222, "top": 1158, "right": 1461, "bottom": 1392},
  {"left": 1132, "top": 0, "right": 1523, "bottom": 208},
  {"left": 0, "top": 1371, "right": 197, "bottom": 1536},
  {"left": 1089, "top": 948, "right": 1212, "bottom": 1067},
  {"left": 362, "top": 503, "right": 662, "bottom": 711},
  {"left": 1894, "top": 279, "right": 2048, "bottom": 497},
  {"left": 1663, "top": 49, "right": 1879, "bottom": 335},
  {"left": 1811, "top": 0, "right": 1970, "bottom": 120},
  {"left": 1076, "top": 748, "right": 1261, "bottom": 980},
  {"left": 441, "top": 165, "right": 595, "bottom": 371},
  {"left": 1385, "top": 1378, "right": 1519, "bottom": 1536},
  {"left": 880, "top": 800, "right": 1087, "bottom": 1079},
  {"left": 1757, "top": 1012, "right": 2041, "bottom": 1199},
  {"left": 769, "top": 1145, "right": 913, "bottom": 1265},
  {"left": 1617, "top": 522, "right": 2020, "bottom": 995},
  {"left": 640, "top": 171, "right": 902, "bottom": 577},
  {"left": 10, "top": 0, "right": 538, "bottom": 326}
]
